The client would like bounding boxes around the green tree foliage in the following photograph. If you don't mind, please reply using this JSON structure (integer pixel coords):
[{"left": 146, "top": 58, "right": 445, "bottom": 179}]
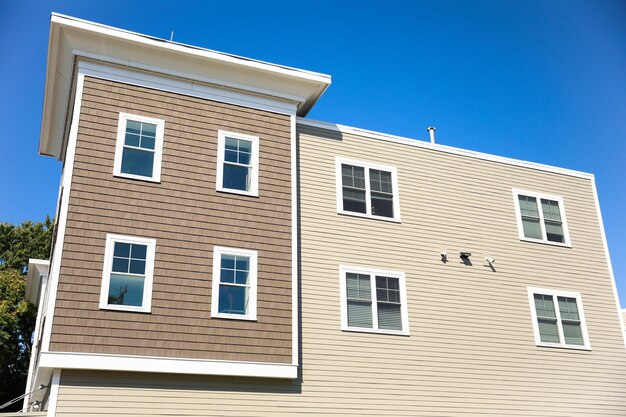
[{"left": 0, "top": 217, "right": 53, "bottom": 412}]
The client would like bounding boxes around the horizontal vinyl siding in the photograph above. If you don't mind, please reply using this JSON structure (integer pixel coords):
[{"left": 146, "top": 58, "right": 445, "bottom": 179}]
[
  {"left": 49, "top": 77, "right": 292, "bottom": 363},
  {"left": 53, "top": 124, "right": 626, "bottom": 416}
]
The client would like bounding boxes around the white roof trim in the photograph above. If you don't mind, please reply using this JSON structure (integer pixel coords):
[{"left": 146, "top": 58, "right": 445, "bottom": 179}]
[
  {"left": 39, "top": 14, "right": 331, "bottom": 159},
  {"left": 297, "top": 117, "right": 594, "bottom": 180},
  {"left": 50, "top": 13, "right": 330, "bottom": 84}
]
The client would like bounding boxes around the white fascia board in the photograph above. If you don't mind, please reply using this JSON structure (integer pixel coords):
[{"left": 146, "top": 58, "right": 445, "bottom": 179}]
[
  {"left": 26, "top": 259, "right": 49, "bottom": 305},
  {"left": 297, "top": 118, "right": 594, "bottom": 180},
  {"left": 40, "top": 14, "right": 331, "bottom": 159},
  {"left": 50, "top": 13, "right": 331, "bottom": 85},
  {"left": 39, "top": 352, "right": 297, "bottom": 379}
]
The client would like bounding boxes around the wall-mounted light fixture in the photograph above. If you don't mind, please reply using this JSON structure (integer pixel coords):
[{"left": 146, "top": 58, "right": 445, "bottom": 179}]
[{"left": 459, "top": 251, "right": 472, "bottom": 258}]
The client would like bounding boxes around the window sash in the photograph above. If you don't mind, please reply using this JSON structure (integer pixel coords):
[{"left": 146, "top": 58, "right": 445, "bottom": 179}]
[
  {"left": 342, "top": 269, "right": 406, "bottom": 333},
  {"left": 340, "top": 163, "right": 395, "bottom": 219},
  {"left": 515, "top": 191, "right": 569, "bottom": 245},
  {"left": 530, "top": 289, "right": 587, "bottom": 348}
]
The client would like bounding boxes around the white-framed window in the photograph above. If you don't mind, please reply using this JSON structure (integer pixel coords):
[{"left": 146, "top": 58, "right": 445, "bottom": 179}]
[
  {"left": 113, "top": 113, "right": 165, "bottom": 182},
  {"left": 527, "top": 287, "right": 590, "bottom": 350},
  {"left": 339, "top": 266, "right": 409, "bottom": 335},
  {"left": 216, "top": 131, "right": 260, "bottom": 197},
  {"left": 335, "top": 157, "right": 401, "bottom": 222},
  {"left": 512, "top": 189, "right": 571, "bottom": 246},
  {"left": 211, "top": 246, "right": 258, "bottom": 321},
  {"left": 99, "top": 234, "right": 156, "bottom": 313}
]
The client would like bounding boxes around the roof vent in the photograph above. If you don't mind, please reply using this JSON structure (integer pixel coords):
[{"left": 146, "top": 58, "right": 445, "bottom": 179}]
[{"left": 427, "top": 126, "right": 436, "bottom": 144}]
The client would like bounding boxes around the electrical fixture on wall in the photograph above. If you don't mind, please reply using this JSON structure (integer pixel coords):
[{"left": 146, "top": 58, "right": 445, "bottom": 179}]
[
  {"left": 440, "top": 251, "right": 448, "bottom": 263},
  {"left": 459, "top": 251, "right": 471, "bottom": 258}
]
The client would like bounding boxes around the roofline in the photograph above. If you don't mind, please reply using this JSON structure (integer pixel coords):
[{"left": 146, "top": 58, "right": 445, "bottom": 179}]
[
  {"left": 296, "top": 117, "right": 594, "bottom": 180},
  {"left": 50, "top": 13, "right": 331, "bottom": 85}
]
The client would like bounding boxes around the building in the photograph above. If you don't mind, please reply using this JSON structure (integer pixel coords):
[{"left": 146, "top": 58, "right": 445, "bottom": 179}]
[{"left": 23, "top": 14, "right": 626, "bottom": 416}]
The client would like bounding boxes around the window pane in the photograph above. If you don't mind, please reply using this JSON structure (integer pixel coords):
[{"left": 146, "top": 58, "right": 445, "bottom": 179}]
[
  {"left": 221, "top": 255, "right": 235, "bottom": 270},
  {"left": 557, "top": 297, "right": 580, "bottom": 321},
  {"left": 221, "top": 268, "right": 235, "bottom": 283},
  {"left": 238, "top": 151, "right": 251, "bottom": 165},
  {"left": 225, "top": 138, "right": 238, "bottom": 151},
  {"left": 140, "top": 136, "right": 156, "bottom": 150},
  {"left": 562, "top": 322, "right": 584, "bottom": 345},
  {"left": 342, "top": 165, "right": 365, "bottom": 189},
  {"left": 223, "top": 164, "right": 250, "bottom": 191},
  {"left": 125, "top": 132, "right": 140, "bottom": 147},
  {"left": 347, "top": 300, "right": 372, "bottom": 328},
  {"left": 538, "top": 318, "right": 560, "bottom": 343},
  {"left": 225, "top": 150, "right": 238, "bottom": 163},
  {"left": 112, "top": 257, "right": 130, "bottom": 273},
  {"left": 131, "top": 244, "right": 147, "bottom": 260},
  {"left": 534, "top": 294, "right": 556, "bottom": 318},
  {"left": 121, "top": 148, "right": 154, "bottom": 177},
  {"left": 218, "top": 284, "right": 247, "bottom": 314},
  {"left": 114, "top": 242, "right": 131, "bottom": 258},
  {"left": 519, "top": 195, "right": 539, "bottom": 217},
  {"left": 126, "top": 120, "right": 141, "bottom": 135},
  {"left": 378, "top": 303, "right": 402, "bottom": 330},
  {"left": 238, "top": 139, "right": 252, "bottom": 154},
  {"left": 108, "top": 274, "right": 144, "bottom": 307},
  {"left": 545, "top": 221, "right": 564, "bottom": 243},
  {"left": 371, "top": 192, "right": 394, "bottom": 218},
  {"left": 129, "top": 259, "right": 146, "bottom": 275},
  {"left": 141, "top": 122, "right": 157, "bottom": 137},
  {"left": 522, "top": 217, "right": 542, "bottom": 239},
  {"left": 235, "top": 257, "right": 249, "bottom": 271},
  {"left": 343, "top": 188, "right": 366, "bottom": 213},
  {"left": 235, "top": 270, "right": 249, "bottom": 285}
]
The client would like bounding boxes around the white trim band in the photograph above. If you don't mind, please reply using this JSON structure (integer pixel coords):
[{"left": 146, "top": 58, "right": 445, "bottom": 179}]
[
  {"left": 298, "top": 118, "right": 594, "bottom": 180},
  {"left": 39, "top": 352, "right": 297, "bottom": 379}
]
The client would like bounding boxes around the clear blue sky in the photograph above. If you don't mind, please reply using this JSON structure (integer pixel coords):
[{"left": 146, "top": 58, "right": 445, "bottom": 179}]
[{"left": 1, "top": 1, "right": 625, "bottom": 302}]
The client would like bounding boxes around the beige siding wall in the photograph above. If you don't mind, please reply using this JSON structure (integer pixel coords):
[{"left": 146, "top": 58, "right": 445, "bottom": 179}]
[
  {"left": 53, "top": 124, "right": 626, "bottom": 416},
  {"left": 49, "top": 77, "right": 292, "bottom": 363}
]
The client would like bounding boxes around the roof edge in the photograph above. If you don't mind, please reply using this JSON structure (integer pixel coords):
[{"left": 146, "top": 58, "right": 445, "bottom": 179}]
[{"left": 296, "top": 117, "right": 594, "bottom": 180}]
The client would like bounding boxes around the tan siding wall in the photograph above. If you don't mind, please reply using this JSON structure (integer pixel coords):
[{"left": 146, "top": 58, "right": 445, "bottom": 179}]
[
  {"left": 49, "top": 77, "right": 292, "bottom": 363},
  {"left": 53, "top": 124, "right": 626, "bottom": 416}
]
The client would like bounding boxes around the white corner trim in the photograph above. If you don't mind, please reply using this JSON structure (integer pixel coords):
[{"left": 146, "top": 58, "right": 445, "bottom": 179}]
[
  {"left": 339, "top": 265, "right": 410, "bottom": 336},
  {"left": 113, "top": 112, "right": 165, "bottom": 183},
  {"left": 99, "top": 234, "right": 156, "bottom": 313},
  {"left": 39, "top": 352, "right": 297, "bottom": 379},
  {"left": 298, "top": 118, "right": 594, "bottom": 180},
  {"left": 46, "top": 369, "right": 61, "bottom": 417},
  {"left": 41, "top": 73, "right": 86, "bottom": 352},
  {"left": 511, "top": 188, "right": 572, "bottom": 247},
  {"left": 527, "top": 287, "right": 591, "bottom": 351},
  {"left": 591, "top": 179, "right": 626, "bottom": 349},
  {"left": 290, "top": 114, "right": 299, "bottom": 366},
  {"left": 335, "top": 157, "right": 401, "bottom": 222},
  {"left": 216, "top": 131, "right": 260, "bottom": 197},
  {"left": 211, "top": 246, "right": 258, "bottom": 321}
]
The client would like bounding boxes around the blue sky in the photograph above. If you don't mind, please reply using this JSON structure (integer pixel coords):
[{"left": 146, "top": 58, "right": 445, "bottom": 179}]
[{"left": 1, "top": 1, "right": 625, "bottom": 301}]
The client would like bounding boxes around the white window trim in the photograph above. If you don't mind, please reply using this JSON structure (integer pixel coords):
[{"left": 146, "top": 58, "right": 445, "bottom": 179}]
[
  {"left": 113, "top": 112, "right": 165, "bottom": 183},
  {"left": 512, "top": 188, "right": 571, "bottom": 247},
  {"left": 527, "top": 287, "right": 591, "bottom": 350},
  {"left": 335, "top": 157, "right": 401, "bottom": 222},
  {"left": 99, "top": 234, "right": 156, "bottom": 313},
  {"left": 216, "top": 130, "right": 260, "bottom": 197},
  {"left": 339, "top": 265, "right": 409, "bottom": 336},
  {"left": 211, "top": 246, "right": 258, "bottom": 321}
]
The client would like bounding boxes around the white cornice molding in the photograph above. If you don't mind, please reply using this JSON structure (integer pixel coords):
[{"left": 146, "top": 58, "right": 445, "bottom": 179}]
[
  {"left": 39, "top": 352, "right": 297, "bottom": 379},
  {"left": 297, "top": 117, "right": 594, "bottom": 180},
  {"left": 40, "top": 14, "right": 331, "bottom": 159}
]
